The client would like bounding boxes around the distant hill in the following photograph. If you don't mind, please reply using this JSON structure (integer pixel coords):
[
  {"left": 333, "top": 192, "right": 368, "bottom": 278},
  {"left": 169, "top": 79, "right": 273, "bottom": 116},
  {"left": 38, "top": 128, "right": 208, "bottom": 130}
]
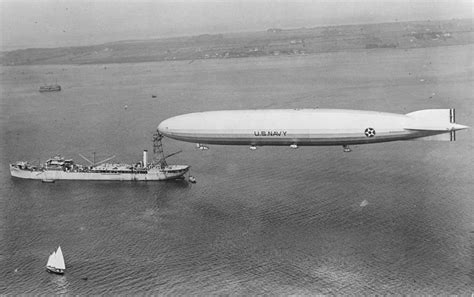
[{"left": 2, "top": 19, "right": 473, "bottom": 66}]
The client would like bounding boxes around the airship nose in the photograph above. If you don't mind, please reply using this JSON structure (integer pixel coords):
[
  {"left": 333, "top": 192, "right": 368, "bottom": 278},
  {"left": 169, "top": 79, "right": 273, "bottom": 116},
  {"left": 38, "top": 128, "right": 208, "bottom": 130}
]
[
  {"left": 157, "top": 118, "right": 172, "bottom": 136},
  {"left": 158, "top": 115, "right": 188, "bottom": 137}
]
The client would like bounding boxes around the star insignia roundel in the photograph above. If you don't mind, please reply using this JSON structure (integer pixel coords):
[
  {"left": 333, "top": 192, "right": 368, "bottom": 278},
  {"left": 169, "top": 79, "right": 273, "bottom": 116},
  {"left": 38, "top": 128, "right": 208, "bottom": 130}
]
[{"left": 364, "top": 127, "right": 376, "bottom": 137}]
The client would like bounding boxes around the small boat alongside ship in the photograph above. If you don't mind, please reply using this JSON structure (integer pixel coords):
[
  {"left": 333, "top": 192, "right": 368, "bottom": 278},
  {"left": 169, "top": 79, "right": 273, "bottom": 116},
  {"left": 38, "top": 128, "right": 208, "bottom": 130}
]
[
  {"left": 10, "top": 133, "right": 190, "bottom": 182},
  {"left": 46, "top": 246, "right": 66, "bottom": 274},
  {"left": 39, "top": 84, "right": 61, "bottom": 92}
]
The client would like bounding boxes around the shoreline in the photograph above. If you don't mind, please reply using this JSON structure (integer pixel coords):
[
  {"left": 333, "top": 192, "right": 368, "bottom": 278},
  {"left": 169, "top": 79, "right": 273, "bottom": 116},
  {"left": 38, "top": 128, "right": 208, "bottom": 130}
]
[
  {"left": 1, "top": 43, "right": 472, "bottom": 69},
  {"left": 2, "top": 18, "right": 472, "bottom": 67}
]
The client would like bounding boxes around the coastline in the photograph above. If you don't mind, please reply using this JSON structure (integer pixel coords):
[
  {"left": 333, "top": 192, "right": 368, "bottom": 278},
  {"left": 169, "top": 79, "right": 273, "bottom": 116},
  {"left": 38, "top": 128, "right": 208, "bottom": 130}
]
[{"left": 2, "top": 18, "right": 473, "bottom": 66}]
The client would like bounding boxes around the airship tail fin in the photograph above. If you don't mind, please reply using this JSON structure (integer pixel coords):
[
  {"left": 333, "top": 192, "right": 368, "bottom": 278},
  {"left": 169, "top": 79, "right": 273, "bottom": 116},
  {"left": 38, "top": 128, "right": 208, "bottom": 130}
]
[
  {"left": 405, "top": 108, "right": 455, "bottom": 125},
  {"left": 405, "top": 108, "right": 460, "bottom": 141}
]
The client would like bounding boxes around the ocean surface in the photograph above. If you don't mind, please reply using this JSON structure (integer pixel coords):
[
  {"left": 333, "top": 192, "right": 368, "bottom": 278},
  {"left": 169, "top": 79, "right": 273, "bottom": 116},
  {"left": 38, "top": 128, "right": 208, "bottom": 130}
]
[{"left": 1, "top": 45, "right": 473, "bottom": 295}]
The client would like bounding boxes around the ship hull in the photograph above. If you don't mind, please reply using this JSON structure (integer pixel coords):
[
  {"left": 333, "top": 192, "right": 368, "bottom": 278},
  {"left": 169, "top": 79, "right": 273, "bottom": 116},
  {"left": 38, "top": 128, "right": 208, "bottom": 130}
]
[
  {"left": 46, "top": 266, "right": 64, "bottom": 275},
  {"left": 10, "top": 165, "right": 189, "bottom": 181}
]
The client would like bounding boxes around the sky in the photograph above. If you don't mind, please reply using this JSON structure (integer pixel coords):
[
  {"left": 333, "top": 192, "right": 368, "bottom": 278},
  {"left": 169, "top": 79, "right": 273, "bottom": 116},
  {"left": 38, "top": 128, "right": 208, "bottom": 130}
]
[{"left": 1, "top": 0, "right": 473, "bottom": 51}]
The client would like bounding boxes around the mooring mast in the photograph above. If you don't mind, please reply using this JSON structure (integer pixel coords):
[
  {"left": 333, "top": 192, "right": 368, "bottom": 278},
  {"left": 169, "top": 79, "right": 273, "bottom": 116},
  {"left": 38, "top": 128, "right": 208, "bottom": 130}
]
[
  {"left": 153, "top": 131, "right": 167, "bottom": 167},
  {"left": 153, "top": 131, "right": 182, "bottom": 168}
]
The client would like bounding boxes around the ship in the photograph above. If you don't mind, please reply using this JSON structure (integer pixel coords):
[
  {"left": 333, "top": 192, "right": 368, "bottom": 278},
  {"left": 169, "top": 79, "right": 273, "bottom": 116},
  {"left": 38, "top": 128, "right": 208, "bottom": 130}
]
[
  {"left": 10, "top": 133, "right": 190, "bottom": 182},
  {"left": 39, "top": 84, "right": 61, "bottom": 92}
]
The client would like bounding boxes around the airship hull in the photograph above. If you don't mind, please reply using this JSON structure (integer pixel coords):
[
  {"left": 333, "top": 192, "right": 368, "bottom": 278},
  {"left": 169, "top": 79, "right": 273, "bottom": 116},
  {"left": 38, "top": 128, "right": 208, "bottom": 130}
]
[
  {"left": 157, "top": 109, "right": 466, "bottom": 146},
  {"left": 156, "top": 131, "right": 436, "bottom": 146}
]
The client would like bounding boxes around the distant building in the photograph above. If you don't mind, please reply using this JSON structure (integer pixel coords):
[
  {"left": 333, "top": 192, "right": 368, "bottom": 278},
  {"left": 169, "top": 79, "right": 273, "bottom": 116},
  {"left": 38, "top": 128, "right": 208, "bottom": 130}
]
[
  {"left": 267, "top": 28, "right": 282, "bottom": 33},
  {"left": 290, "top": 39, "right": 304, "bottom": 45},
  {"left": 365, "top": 43, "right": 397, "bottom": 49}
]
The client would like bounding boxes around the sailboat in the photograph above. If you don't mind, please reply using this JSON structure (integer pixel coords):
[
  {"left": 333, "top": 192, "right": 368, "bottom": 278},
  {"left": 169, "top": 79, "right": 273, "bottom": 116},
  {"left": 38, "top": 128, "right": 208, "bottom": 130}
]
[{"left": 46, "top": 246, "right": 66, "bottom": 274}]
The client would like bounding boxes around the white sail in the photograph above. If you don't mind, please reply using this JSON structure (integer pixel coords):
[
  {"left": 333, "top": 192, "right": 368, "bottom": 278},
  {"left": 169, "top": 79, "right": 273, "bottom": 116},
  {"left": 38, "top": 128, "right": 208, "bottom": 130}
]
[
  {"left": 46, "top": 252, "right": 55, "bottom": 267},
  {"left": 46, "top": 246, "right": 66, "bottom": 270},
  {"left": 55, "top": 246, "right": 66, "bottom": 270}
]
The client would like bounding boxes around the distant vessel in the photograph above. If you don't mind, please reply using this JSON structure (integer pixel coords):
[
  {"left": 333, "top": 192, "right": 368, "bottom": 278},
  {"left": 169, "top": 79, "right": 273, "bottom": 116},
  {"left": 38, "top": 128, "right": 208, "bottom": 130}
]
[
  {"left": 10, "top": 133, "right": 190, "bottom": 182},
  {"left": 46, "top": 246, "right": 66, "bottom": 274},
  {"left": 39, "top": 84, "right": 61, "bottom": 92}
]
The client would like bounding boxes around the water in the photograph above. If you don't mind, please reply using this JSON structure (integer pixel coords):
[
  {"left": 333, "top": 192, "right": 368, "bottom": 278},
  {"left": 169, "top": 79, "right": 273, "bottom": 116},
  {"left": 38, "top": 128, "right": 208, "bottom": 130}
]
[{"left": 1, "top": 45, "right": 473, "bottom": 294}]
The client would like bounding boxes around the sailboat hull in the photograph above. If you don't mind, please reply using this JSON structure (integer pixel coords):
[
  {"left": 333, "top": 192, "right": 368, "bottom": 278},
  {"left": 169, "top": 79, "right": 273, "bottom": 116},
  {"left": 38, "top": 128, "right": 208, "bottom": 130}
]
[{"left": 46, "top": 266, "right": 64, "bottom": 274}]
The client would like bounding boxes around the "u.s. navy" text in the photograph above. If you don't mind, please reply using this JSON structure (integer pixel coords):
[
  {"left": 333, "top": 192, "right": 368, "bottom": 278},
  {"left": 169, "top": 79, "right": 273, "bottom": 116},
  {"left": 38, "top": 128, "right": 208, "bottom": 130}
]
[{"left": 254, "top": 131, "right": 287, "bottom": 136}]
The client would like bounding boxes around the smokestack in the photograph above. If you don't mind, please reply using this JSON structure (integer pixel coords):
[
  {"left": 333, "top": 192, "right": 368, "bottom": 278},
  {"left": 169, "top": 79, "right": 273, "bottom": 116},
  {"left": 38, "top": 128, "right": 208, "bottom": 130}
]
[{"left": 143, "top": 150, "right": 148, "bottom": 167}]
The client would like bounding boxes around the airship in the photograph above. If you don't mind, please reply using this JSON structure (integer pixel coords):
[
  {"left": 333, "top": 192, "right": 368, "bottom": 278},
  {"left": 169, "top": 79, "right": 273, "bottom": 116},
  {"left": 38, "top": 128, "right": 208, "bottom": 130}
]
[{"left": 157, "top": 109, "right": 468, "bottom": 151}]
